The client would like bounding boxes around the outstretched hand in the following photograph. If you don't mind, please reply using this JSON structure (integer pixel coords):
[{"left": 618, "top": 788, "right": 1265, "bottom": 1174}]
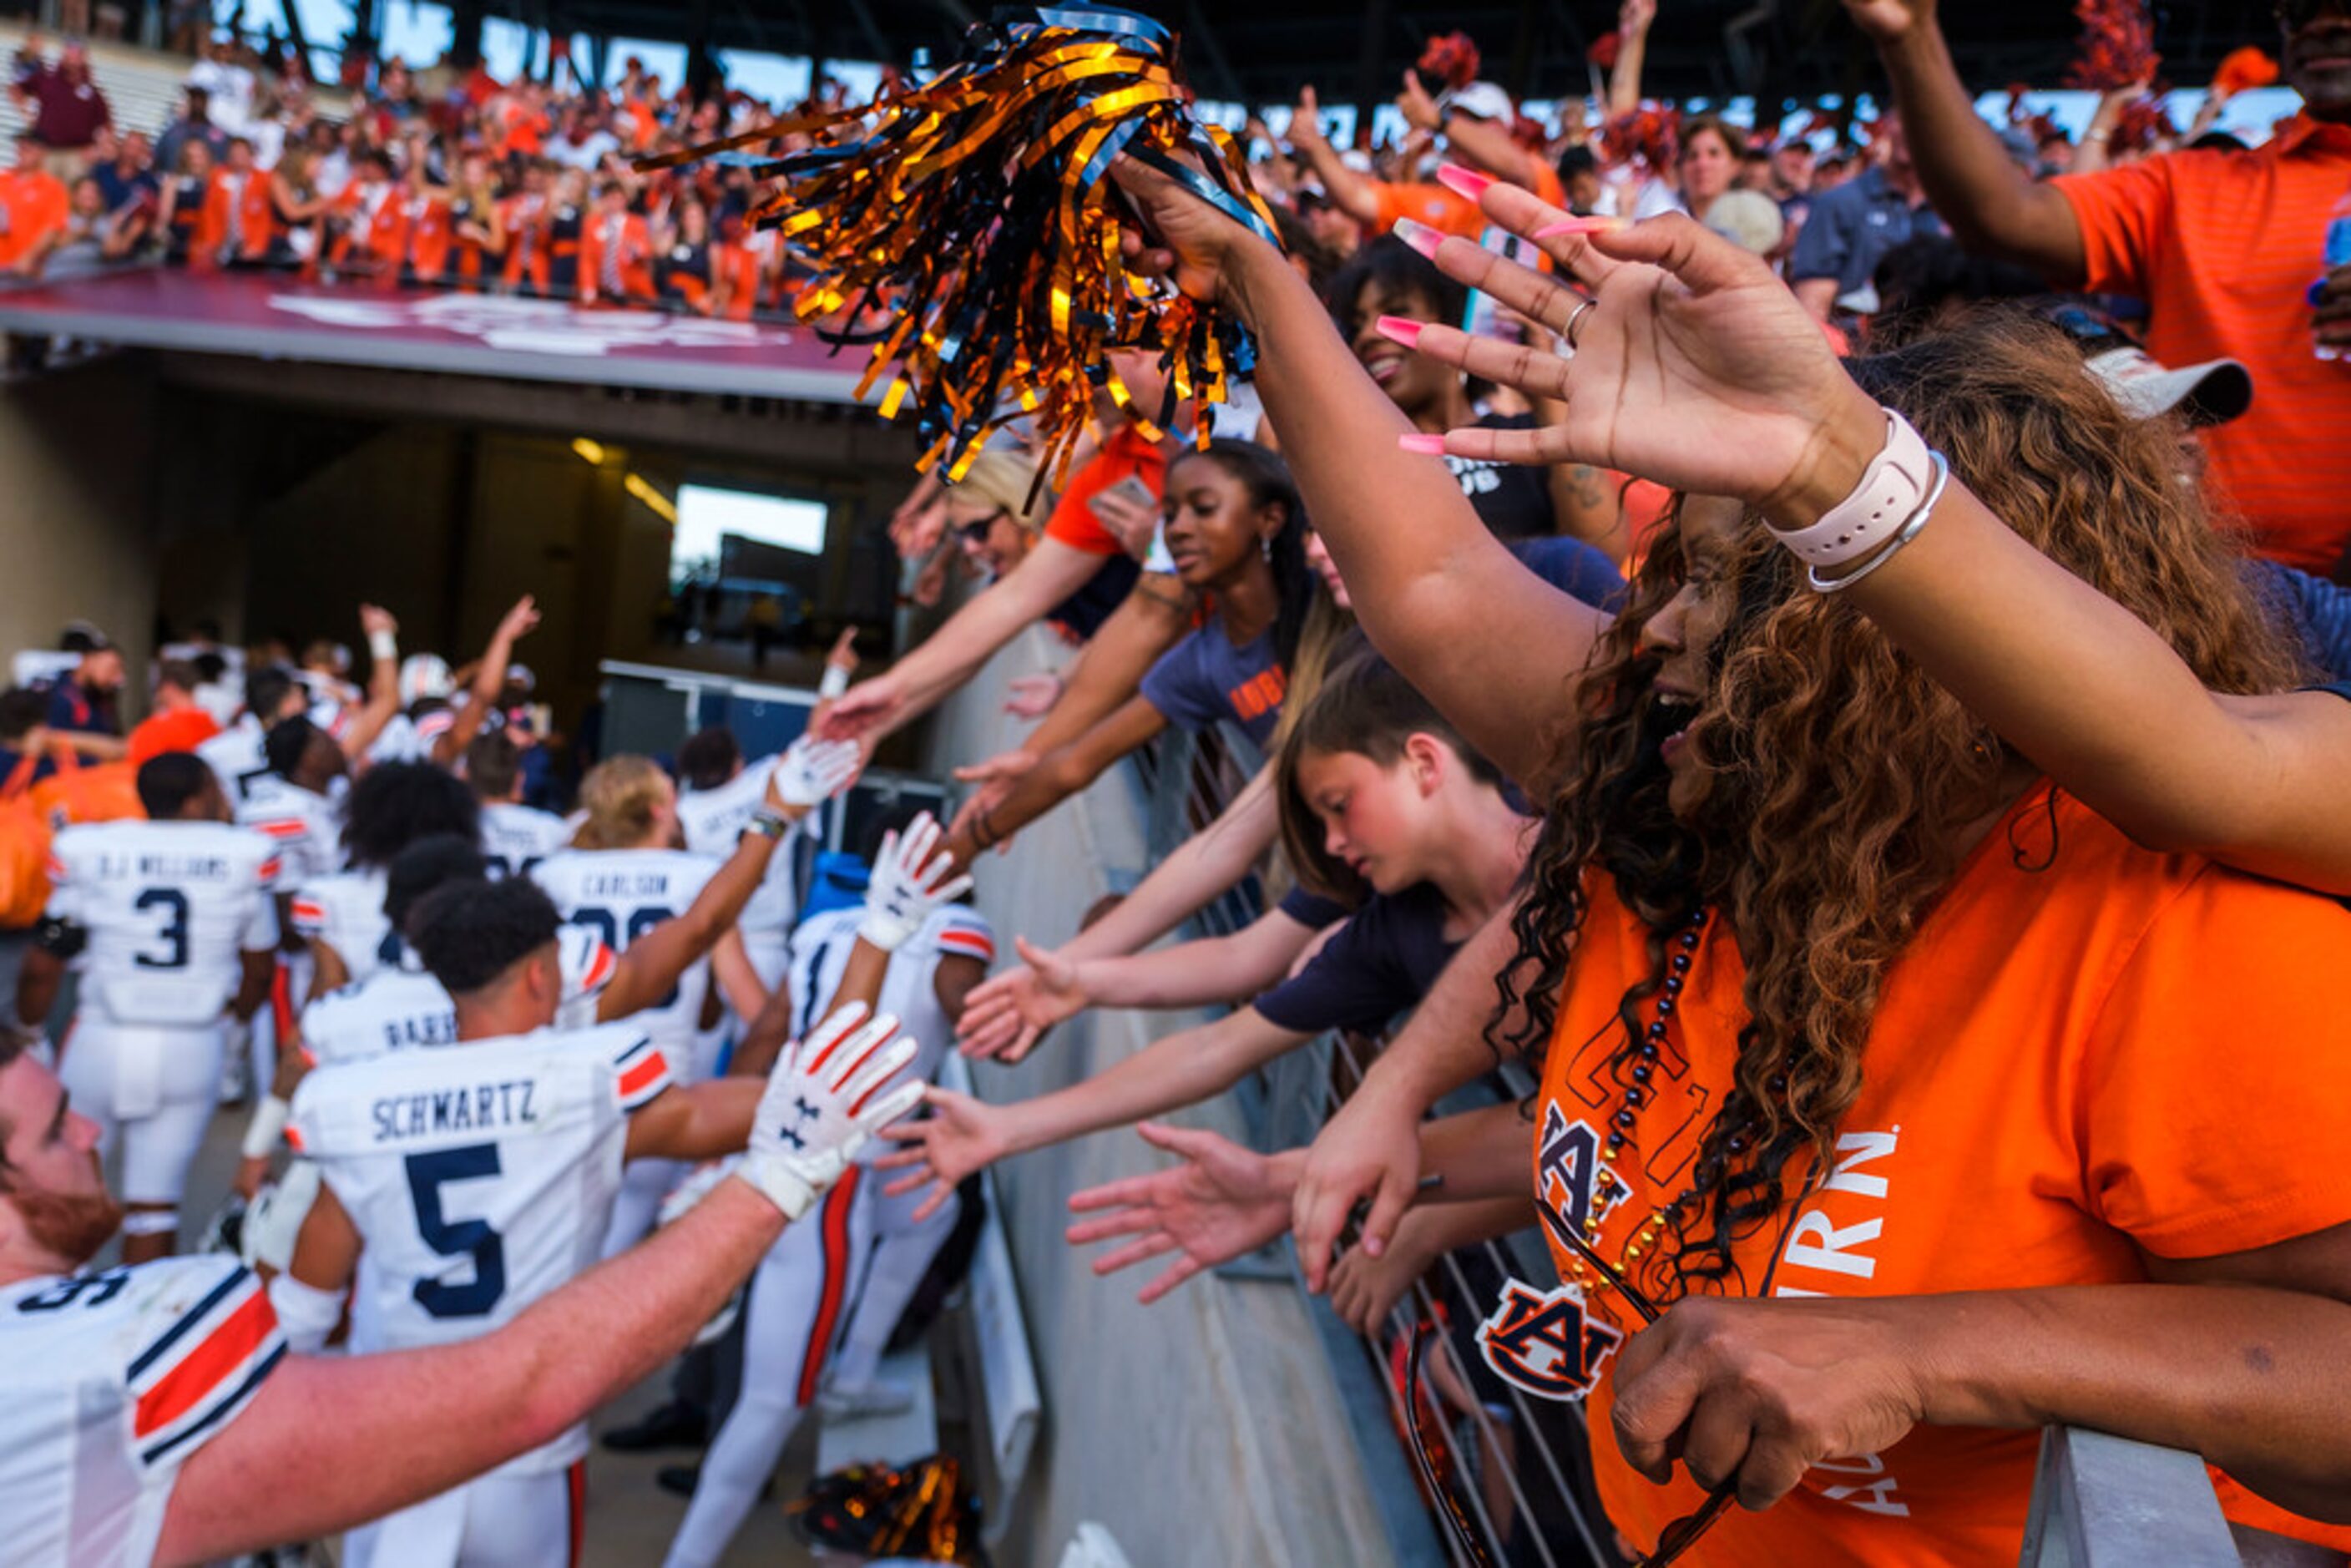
[
  {"left": 1393, "top": 184, "right": 1883, "bottom": 523},
  {"left": 955, "top": 935, "right": 1086, "bottom": 1062},
  {"left": 875, "top": 1085, "right": 1009, "bottom": 1222},
  {"left": 1064, "top": 1121, "right": 1297, "bottom": 1304}
]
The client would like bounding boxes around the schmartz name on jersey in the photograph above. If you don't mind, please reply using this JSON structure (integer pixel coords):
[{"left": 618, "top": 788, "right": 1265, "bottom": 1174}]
[{"left": 372, "top": 1080, "right": 539, "bottom": 1141}]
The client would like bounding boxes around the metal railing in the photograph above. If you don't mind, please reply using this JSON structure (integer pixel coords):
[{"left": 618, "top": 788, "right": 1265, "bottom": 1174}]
[{"left": 1113, "top": 721, "right": 2290, "bottom": 1568}]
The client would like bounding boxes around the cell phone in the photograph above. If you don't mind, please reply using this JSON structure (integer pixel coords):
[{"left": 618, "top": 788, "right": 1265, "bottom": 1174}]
[
  {"left": 1088, "top": 473, "right": 1158, "bottom": 523},
  {"left": 1460, "top": 225, "right": 1536, "bottom": 342}
]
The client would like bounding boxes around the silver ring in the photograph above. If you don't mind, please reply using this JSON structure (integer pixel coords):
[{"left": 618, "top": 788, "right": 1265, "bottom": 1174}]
[{"left": 1565, "top": 296, "right": 1599, "bottom": 350}]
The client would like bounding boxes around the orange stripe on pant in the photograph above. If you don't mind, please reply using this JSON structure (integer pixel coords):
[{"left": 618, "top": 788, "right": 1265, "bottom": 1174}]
[
  {"left": 566, "top": 1459, "right": 586, "bottom": 1568},
  {"left": 796, "top": 1166, "right": 862, "bottom": 1407}
]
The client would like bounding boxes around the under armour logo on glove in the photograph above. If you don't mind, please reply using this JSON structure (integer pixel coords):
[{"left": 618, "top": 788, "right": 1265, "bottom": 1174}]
[
  {"left": 736, "top": 1002, "right": 924, "bottom": 1222},
  {"left": 858, "top": 812, "right": 975, "bottom": 953}
]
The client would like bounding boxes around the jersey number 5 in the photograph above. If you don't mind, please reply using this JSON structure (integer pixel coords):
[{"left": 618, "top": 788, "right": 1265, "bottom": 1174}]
[
  {"left": 404, "top": 1144, "right": 507, "bottom": 1318},
  {"left": 133, "top": 888, "right": 190, "bottom": 970}
]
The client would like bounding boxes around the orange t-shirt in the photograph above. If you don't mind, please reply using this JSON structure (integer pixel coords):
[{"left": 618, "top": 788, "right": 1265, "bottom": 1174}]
[
  {"left": 1368, "top": 180, "right": 1485, "bottom": 240},
  {"left": 1533, "top": 783, "right": 2351, "bottom": 1565},
  {"left": 126, "top": 707, "right": 220, "bottom": 767},
  {"left": 0, "top": 168, "right": 69, "bottom": 270},
  {"left": 2054, "top": 117, "right": 2351, "bottom": 574},
  {"left": 1045, "top": 425, "right": 1166, "bottom": 555}
]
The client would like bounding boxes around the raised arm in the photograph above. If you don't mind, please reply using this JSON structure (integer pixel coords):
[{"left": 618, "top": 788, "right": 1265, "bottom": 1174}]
[
  {"left": 1843, "top": 0, "right": 2086, "bottom": 280},
  {"left": 336, "top": 604, "right": 403, "bottom": 762},
  {"left": 1607, "top": 0, "right": 1656, "bottom": 119},
  {"left": 1283, "top": 86, "right": 1383, "bottom": 228},
  {"left": 1405, "top": 193, "right": 2351, "bottom": 895},
  {"left": 821, "top": 539, "right": 1115, "bottom": 742},
  {"left": 1108, "top": 154, "right": 1609, "bottom": 792},
  {"left": 429, "top": 596, "right": 540, "bottom": 768}
]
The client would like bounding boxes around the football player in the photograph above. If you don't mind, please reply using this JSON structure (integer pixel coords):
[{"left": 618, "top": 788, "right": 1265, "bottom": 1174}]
[
  {"left": 467, "top": 730, "right": 568, "bottom": 880},
  {"left": 12, "top": 756, "right": 280, "bottom": 1263},
  {"left": 535, "top": 755, "right": 774, "bottom": 1255},
  {"left": 293, "top": 762, "right": 480, "bottom": 998},
  {"left": 664, "top": 810, "right": 981, "bottom": 1567},
  {"left": 276, "top": 876, "right": 915, "bottom": 1566},
  {"left": 0, "top": 969, "right": 915, "bottom": 1565}
]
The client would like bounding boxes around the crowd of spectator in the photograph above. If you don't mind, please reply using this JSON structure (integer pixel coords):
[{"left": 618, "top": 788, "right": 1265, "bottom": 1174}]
[{"left": 2, "top": 0, "right": 2350, "bottom": 1561}]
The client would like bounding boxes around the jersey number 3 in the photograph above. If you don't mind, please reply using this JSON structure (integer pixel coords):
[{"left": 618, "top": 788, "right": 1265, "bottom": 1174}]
[
  {"left": 404, "top": 1144, "right": 507, "bottom": 1318},
  {"left": 133, "top": 888, "right": 190, "bottom": 970}
]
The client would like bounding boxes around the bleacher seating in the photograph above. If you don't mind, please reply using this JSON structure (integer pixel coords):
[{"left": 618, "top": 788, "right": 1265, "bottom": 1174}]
[{"left": 0, "top": 21, "right": 351, "bottom": 145}]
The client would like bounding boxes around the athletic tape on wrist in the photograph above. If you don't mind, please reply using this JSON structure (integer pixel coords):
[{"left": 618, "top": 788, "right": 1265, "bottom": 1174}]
[
  {"left": 241, "top": 1095, "right": 291, "bottom": 1160},
  {"left": 1768, "top": 410, "right": 1934, "bottom": 569},
  {"left": 820, "top": 665, "right": 851, "bottom": 700},
  {"left": 368, "top": 630, "right": 398, "bottom": 662}
]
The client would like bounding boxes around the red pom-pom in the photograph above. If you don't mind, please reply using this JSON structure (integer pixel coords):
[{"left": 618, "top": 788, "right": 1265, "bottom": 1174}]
[
  {"left": 1600, "top": 105, "right": 1679, "bottom": 170},
  {"left": 1588, "top": 31, "right": 1622, "bottom": 71},
  {"left": 2064, "top": 0, "right": 2161, "bottom": 92},
  {"left": 2211, "top": 46, "right": 2280, "bottom": 100},
  {"left": 2110, "top": 95, "right": 2178, "bottom": 154},
  {"left": 1416, "top": 32, "right": 1482, "bottom": 93}
]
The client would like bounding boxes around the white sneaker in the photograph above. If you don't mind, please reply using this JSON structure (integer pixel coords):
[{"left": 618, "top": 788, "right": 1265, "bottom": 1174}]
[{"left": 818, "top": 1378, "right": 915, "bottom": 1420}]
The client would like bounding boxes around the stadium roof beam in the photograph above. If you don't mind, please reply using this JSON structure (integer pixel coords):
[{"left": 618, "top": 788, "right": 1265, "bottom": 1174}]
[{"left": 497, "top": 0, "right": 2277, "bottom": 105}]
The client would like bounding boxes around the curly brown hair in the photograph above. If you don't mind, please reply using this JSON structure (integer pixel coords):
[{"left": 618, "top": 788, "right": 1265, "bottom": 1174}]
[{"left": 1494, "top": 313, "right": 2305, "bottom": 1297}]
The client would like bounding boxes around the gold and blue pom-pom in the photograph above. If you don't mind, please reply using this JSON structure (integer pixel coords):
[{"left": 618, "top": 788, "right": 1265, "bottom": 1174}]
[{"left": 645, "top": 6, "right": 1282, "bottom": 489}]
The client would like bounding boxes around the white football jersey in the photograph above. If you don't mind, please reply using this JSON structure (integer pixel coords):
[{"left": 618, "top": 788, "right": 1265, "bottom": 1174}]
[
  {"left": 675, "top": 760, "right": 798, "bottom": 950},
  {"left": 195, "top": 716, "right": 270, "bottom": 805},
  {"left": 784, "top": 903, "right": 993, "bottom": 1162},
  {"left": 286, "top": 1023, "right": 670, "bottom": 1473},
  {"left": 480, "top": 802, "right": 572, "bottom": 882},
  {"left": 532, "top": 849, "right": 720, "bottom": 1064},
  {"left": 0, "top": 1256, "right": 286, "bottom": 1566},
  {"left": 367, "top": 706, "right": 458, "bottom": 769},
  {"left": 234, "top": 776, "right": 341, "bottom": 887},
  {"left": 301, "top": 928, "right": 619, "bottom": 1069},
  {"left": 45, "top": 822, "right": 282, "bottom": 1029},
  {"left": 291, "top": 869, "right": 392, "bottom": 986}
]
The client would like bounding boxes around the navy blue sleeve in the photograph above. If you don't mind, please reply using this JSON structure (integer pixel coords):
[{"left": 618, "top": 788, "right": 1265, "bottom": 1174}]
[
  {"left": 1254, "top": 893, "right": 1442, "bottom": 1035},
  {"left": 2248, "top": 559, "right": 2351, "bottom": 685},
  {"left": 1136, "top": 630, "right": 1227, "bottom": 734},
  {"left": 1787, "top": 185, "right": 1853, "bottom": 286},
  {"left": 1277, "top": 884, "right": 1350, "bottom": 930},
  {"left": 1510, "top": 536, "right": 1625, "bottom": 611}
]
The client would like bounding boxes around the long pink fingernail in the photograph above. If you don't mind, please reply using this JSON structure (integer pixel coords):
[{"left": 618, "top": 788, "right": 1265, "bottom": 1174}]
[
  {"left": 1391, "top": 216, "right": 1443, "bottom": 259},
  {"left": 1375, "top": 314, "right": 1425, "bottom": 348},
  {"left": 1533, "top": 215, "right": 1629, "bottom": 239},
  {"left": 1397, "top": 432, "right": 1448, "bottom": 456},
  {"left": 1435, "top": 162, "right": 1494, "bottom": 200}
]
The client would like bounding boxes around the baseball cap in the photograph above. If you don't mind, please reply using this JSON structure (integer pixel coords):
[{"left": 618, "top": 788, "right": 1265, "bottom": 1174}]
[
  {"left": 1701, "top": 190, "right": 1785, "bottom": 255},
  {"left": 2083, "top": 346, "right": 2254, "bottom": 427},
  {"left": 1442, "top": 81, "right": 1514, "bottom": 122}
]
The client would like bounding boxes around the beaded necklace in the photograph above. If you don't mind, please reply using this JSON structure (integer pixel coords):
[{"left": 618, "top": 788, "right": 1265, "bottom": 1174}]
[{"left": 1569, "top": 907, "right": 1709, "bottom": 1294}]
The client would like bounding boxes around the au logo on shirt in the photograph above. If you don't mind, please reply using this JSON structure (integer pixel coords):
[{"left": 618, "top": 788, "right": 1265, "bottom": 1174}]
[{"left": 1475, "top": 1279, "right": 1625, "bottom": 1401}]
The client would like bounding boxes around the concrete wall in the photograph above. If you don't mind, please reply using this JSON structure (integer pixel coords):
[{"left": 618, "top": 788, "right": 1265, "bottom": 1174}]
[
  {"left": 925, "top": 628, "right": 1401, "bottom": 1568},
  {"left": 0, "top": 356, "right": 163, "bottom": 710}
]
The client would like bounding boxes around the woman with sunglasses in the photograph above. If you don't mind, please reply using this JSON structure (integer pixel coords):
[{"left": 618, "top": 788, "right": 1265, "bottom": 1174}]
[{"left": 1089, "top": 157, "right": 2351, "bottom": 1562}]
